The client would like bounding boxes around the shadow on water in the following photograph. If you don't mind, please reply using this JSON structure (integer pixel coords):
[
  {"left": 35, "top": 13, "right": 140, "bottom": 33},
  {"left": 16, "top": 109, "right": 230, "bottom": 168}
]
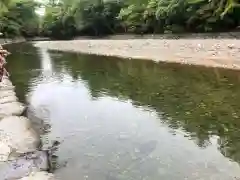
[{"left": 4, "top": 42, "right": 240, "bottom": 179}]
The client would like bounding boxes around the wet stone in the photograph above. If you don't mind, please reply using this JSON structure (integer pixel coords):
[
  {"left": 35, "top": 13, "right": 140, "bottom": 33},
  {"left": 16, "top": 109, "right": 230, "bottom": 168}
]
[{"left": 0, "top": 151, "right": 49, "bottom": 179}]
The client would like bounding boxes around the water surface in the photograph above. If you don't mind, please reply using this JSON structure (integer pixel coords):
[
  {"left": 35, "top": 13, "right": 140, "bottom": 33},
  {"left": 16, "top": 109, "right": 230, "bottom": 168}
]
[{"left": 5, "top": 42, "right": 240, "bottom": 180}]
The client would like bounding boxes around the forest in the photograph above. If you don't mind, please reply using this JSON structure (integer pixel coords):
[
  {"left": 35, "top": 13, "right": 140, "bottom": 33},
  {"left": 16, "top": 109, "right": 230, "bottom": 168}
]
[{"left": 1, "top": 0, "right": 240, "bottom": 39}]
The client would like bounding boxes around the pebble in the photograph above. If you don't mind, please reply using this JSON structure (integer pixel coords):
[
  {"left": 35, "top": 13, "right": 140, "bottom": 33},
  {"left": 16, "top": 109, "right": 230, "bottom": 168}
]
[{"left": 227, "top": 44, "right": 235, "bottom": 49}]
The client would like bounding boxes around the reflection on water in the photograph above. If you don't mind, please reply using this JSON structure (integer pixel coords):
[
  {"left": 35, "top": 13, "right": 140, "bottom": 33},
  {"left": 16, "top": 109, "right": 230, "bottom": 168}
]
[{"left": 5, "top": 42, "right": 240, "bottom": 179}]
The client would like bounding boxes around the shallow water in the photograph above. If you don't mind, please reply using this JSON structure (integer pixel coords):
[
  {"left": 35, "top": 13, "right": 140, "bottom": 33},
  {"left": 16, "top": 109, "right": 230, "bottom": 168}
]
[{"left": 5, "top": 42, "right": 240, "bottom": 180}]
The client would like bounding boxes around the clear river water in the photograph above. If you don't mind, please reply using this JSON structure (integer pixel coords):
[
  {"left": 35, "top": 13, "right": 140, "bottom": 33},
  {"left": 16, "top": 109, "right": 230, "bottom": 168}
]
[{"left": 4, "top": 42, "right": 240, "bottom": 180}]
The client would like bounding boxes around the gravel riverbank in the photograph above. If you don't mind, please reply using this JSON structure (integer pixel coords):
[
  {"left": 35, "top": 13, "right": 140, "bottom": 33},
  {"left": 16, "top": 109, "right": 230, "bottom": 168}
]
[{"left": 36, "top": 38, "right": 240, "bottom": 70}]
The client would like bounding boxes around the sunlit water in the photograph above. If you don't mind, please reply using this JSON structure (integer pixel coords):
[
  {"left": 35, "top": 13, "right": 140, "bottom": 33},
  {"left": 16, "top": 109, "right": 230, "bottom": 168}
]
[{"left": 5, "top": 42, "right": 240, "bottom": 180}]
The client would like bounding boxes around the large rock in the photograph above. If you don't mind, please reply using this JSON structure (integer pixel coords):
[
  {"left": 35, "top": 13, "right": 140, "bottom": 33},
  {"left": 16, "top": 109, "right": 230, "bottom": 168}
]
[
  {"left": 0, "top": 83, "right": 15, "bottom": 91},
  {"left": 0, "top": 116, "right": 40, "bottom": 156},
  {"left": 0, "top": 90, "right": 16, "bottom": 99},
  {"left": 0, "top": 102, "right": 25, "bottom": 119},
  {"left": 20, "top": 172, "right": 55, "bottom": 180},
  {"left": 0, "top": 77, "right": 14, "bottom": 91},
  {"left": 0, "top": 142, "right": 11, "bottom": 161},
  {"left": 0, "top": 95, "right": 18, "bottom": 104},
  {"left": 0, "top": 151, "right": 49, "bottom": 179},
  {"left": 1, "top": 77, "right": 13, "bottom": 87}
]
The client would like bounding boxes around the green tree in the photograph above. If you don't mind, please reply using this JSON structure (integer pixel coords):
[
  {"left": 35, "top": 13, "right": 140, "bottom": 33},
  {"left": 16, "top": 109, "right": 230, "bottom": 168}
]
[{"left": 0, "top": 0, "right": 40, "bottom": 37}]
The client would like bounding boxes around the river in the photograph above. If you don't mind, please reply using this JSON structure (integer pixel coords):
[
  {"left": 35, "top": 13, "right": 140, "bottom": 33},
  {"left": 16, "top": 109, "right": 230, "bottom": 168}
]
[{"left": 4, "top": 42, "right": 240, "bottom": 180}]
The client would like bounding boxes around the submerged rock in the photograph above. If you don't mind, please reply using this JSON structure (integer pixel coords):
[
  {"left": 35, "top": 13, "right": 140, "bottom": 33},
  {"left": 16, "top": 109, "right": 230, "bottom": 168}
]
[
  {"left": 0, "top": 151, "right": 49, "bottom": 179},
  {"left": 0, "top": 102, "right": 25, "bottom": 119},
  {"left": 20, "top": 172, "right": 55, "bottom": 180},
  {"left": 0, "top": 116, "right": 40, "bottom": 156}
]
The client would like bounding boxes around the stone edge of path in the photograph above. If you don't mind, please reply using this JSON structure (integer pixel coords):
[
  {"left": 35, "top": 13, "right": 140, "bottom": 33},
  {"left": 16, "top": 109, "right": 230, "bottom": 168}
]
[
  {"left": 0, "top": 76, "right": 55, "bottom": 180},
  {"left": 35, "top": 38, "right": 240, "bottom": 71}
]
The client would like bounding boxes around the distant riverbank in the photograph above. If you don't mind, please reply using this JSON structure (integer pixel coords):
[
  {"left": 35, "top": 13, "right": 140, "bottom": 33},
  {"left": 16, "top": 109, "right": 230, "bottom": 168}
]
[
  {"left": 0, "top": 37, "right": 26, "bottom": 45},
  {"left": 35, "top": 36, "right": 240, "bottom": 70}
]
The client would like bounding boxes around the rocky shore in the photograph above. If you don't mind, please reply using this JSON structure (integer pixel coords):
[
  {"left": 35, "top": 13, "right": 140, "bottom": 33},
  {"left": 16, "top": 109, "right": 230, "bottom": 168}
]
[
  {"left": 0, "top": 76, "right": 54, "bottom": 180},
  {"left": 36, "top": 38, "right": 240, "bottom": 70}
]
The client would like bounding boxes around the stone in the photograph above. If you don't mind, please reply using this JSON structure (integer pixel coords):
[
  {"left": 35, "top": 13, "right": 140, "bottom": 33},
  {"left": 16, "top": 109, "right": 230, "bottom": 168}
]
[
  {"left": 0, "top": 142, "right": 11, "bottom": 161},
  {"left": 0, "top": 116, "right": 40, "bottom": 155},
  {"left": 0, "top": 90, "right": 16, "bottom": 99},
  {"left": 0, "top": 95, "right": 18, "bottom": 104},
  {"left": 227, "top": 44, "right": 235, "bottom": 49},
  {"left": 0, "top": 82, "right": 15, "bottom": 91},
  {"left": 20, "top": 172, "right": 55, "bottom": 180},
  {"left": 1, "top": 77, "right": 13, "bottom": 87},
  {"left": 0, "top": 102, "right": 25, "bottom": 119},
  {"left": 0, "top": 151, "right": 49, "bottom": 179}
]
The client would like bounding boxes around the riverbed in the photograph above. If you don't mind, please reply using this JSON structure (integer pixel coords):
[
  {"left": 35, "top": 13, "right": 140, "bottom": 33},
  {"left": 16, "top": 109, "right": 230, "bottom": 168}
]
[{"left": 5, "top": 42, "right": 240, "bottom": 180}]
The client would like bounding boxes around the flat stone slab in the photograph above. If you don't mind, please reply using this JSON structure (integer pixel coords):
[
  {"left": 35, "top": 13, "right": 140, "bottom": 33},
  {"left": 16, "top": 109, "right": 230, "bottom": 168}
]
[
  {"left": 0, "top": 116, "right": 40, "bottom": 157},
  {"left": 0, "top": 102, "right": 25, "bottom": 119},
  {"left": 20, "top": 172, "right": 55, "bottom": 180},
  {"left": 0, "top": 151, "right": 49, "bottom": 179}
]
